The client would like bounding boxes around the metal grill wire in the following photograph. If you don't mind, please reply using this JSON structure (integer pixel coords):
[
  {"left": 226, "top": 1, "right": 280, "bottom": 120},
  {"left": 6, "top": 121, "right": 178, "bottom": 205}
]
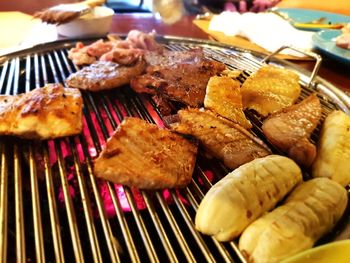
[{"left": 0, "top": 42, "right": 340, "bottom": 263}]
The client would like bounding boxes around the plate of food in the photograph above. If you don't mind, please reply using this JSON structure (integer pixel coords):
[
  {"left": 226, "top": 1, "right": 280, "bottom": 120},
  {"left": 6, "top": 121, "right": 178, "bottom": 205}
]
[
  {"left": 273, "top": 8, "right": 350, "bottom": 31},
  {"left": 312, "top": 29, "right": 350, "bottom": 65}
]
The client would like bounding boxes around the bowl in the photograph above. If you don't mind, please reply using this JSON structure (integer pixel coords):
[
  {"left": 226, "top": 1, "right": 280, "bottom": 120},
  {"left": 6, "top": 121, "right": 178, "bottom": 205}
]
[
  {"left": 281, "top": 240, "right": 350, "bottom": 263},
  {"left": 57, "top": 6, "right": 114, "bottom": 38}
]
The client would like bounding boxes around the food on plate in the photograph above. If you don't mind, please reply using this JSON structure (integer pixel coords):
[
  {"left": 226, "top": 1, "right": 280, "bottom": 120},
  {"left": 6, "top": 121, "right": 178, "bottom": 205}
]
[
  {"left": 241, "top": 65, "right": 301, "bottom": 116},
  {"left": 239, "top": 178, "right": 348, "bottom": 263},
  {"left": 130, "top": 51, "right": 226, "bottom": 107},
  {"left": 0, "top": 83, "right": 83, "bottom": 139},
  {"left": 93, "top": 117, "right": 198, "bottom": 189},
  {"left": 66, "top": 59, "right": 146, "bottom": 91},
  {"left": 204, "top": 75, "right": 252, "bottom": 129},
  {"left": 195, "top": 155, "right": 302, "bottom": 241},
  {"left": 262, "top": 94, "right": 322, "bottom": 167},
  {"left": 171, "top": 108, "right": 271, "bottom": 169},
  {"left": 336, "top": 23, "right": 350, "bottom": 50},
  {"left": 312, "top": 110, "right": 350, "bottom": 186},
  {"left": 68, "top": 30, "right": 162, "bottom": 65}
]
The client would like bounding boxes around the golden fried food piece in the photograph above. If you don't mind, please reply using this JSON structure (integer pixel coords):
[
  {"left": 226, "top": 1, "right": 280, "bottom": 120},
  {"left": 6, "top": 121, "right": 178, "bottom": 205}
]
[
  {"left": 262, "top": 94, "right": 322, "bottom": 167},
  {"left": 312, "top": 110, "right": 350, "bottom": 186},
  {"left": 205, "top": 76, "right": 252, "bottom": 129},
  {"left": 0, "top": 83, "right": 83, "bottom": 139},
  {"left": 241, "top": 65, "right": 301, "bottom": 116},
  {"left": 171, "top": 108, "right": 270, "bottom": 169},
  {"left": 239, "top": 178, "right": 347, "bottom": 263},
  {"left": 93, "top": 117, "right": 198, "bottom": 189},
  {"left": 66, "top": 59, "right": 146, "bottom": 91}
]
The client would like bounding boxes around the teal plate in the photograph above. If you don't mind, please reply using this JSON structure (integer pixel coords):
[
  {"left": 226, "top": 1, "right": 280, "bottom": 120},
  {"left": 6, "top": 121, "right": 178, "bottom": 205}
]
[
  {"left": 312, "top": 30, "right": 350, "bottom": 65},
  {"left": 274, "top": 8, "right": 350, "bottom": 31}
]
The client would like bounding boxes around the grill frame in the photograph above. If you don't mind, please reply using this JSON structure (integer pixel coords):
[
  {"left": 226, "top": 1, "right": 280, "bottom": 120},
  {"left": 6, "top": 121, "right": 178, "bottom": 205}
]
[{"left": 0, "top": 36, "right": 350, "bottom": 263}]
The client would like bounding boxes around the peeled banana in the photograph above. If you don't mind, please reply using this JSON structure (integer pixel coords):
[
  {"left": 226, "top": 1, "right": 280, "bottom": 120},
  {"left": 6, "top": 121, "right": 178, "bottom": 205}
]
[
  {"left": 195, "top": 155, "right": 302, "bottom": 241},
  {"left": 239, "top": 178, "right": 348, "bottom": 263},
  {"left": 312, "top": 110, "right": 350, "bottom": 186}
]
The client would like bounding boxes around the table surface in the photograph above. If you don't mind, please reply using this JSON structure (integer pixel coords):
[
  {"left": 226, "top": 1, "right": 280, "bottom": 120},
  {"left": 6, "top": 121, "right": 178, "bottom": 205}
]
[{"left": 109, "top": 13, "right": 350, "bottom": 95}]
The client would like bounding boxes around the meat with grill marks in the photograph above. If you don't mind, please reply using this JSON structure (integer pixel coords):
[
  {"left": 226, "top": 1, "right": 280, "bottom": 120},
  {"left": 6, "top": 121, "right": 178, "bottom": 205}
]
[
  {"left": 130, "top": 49, "right": 226, "bottom": 107},
  {"left": 262, "top": 94, "right": 322, "bottom": 167},
  {"left": 93, "top": 117, "right": 198, "bottom": 189},
  {"left": 0, "top": 83, "right": 83, "bottom": 140},
  {"left": 171, "top": 108, "right": 271, "bottom": 169},
  {"left": 66, "top": 58, "right": 146, "bottom": 91}
]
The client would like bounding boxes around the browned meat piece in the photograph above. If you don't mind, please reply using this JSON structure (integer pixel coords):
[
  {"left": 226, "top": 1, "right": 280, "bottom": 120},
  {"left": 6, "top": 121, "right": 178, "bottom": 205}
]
[
  {"left": 130, "top": 57, "right": 226, "bottom": 107},
  {"left": 241, "top": 65, "right": 301, "bottom": 116},
  {"left": 144, "top": 48, "right": 205, "bottom": 67},
  {"left": 66, "top": 59, "right": 146, "bottom": 91},
  {"left": 262, "top": 94, "right": 322, "bottom": 167},
  {"left": 171, "top": 108, "right": 271, "bottom": 169},
  {"left": 93, "top": 117, "right": 198, "bottom": 189},
  {"left": 0, "top": 83, "right": 83, "bottom": 140},
  {"left": 205, "top": 75, "right": 252, "bottom": 129},
  {"left": 151, "top": 95, "right": 175, "bottom": 116},
  {"left": 68, "top": 30, "right": 163, "bottom": 66}
]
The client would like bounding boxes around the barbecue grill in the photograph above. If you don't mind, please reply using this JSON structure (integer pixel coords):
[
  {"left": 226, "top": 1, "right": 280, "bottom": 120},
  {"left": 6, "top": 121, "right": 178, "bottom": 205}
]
[{"left": 1, "top": 36, "right": 350, "bottom": 263}]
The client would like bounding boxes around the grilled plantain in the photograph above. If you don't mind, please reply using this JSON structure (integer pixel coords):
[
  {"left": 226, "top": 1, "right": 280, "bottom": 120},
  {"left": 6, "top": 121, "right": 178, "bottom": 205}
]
[
  {"left": 195, "top": 155, "right": 302, "bottom": 241},
  {"left": 312, "top": 110, "right": 350, "bottom": 186},
  {"left": 239, "top": 178, "right": 348, "bottom": 263}
]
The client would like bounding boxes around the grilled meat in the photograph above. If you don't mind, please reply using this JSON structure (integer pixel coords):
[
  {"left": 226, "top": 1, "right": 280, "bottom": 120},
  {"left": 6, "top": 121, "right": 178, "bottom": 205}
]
[
  {"left": 205, "top": 75, "right": 252, "bottom": 129},
  {"left": 68, "top": 30, "right": 162, "bottom": 66},
  {"left": 130, "top": 53, "right": 226, "bottom": 107},
  {"left": 66, "top": 59, "right": 146, "bottom": 91},
  {"left": 0, "top": 83, "right": 83, "bottom": 140},
  {"left": 171, "top": 108, "right": 271, "bottom": 169},
  {"left": 93, "top": 117, "right": 198, "bottom": 189},
  {"left": 241, "top": 65, "right": 301, "bottom": 116},
  {"left": 262, "top": 94, "right": 321, "bottom": 167}
]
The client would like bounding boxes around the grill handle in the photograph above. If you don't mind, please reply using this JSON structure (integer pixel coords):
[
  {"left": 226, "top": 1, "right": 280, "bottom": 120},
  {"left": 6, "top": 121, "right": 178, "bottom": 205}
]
[{"left": 262, "top": 46, "right": 322, "bottom": 88}]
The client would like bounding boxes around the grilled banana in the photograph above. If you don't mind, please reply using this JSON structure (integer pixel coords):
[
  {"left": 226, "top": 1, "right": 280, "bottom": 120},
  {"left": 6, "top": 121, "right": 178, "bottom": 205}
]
[
  {"left": 312, "top": 110, "right": 350, "bottom": 186},
  {"left": 239, "top": 178, "right": 348, "bottom": 263},
  {"left": 195, "top": 155, "right": 302, "bottom": 241}
]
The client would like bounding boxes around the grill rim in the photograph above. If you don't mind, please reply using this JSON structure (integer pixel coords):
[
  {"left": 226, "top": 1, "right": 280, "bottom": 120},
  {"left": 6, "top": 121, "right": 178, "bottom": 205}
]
[{"left": 0, "top": 36, "right": 350, "bottom": 263}]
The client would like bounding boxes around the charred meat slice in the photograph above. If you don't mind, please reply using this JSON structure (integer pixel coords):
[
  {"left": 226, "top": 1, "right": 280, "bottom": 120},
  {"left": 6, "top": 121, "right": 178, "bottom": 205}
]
[
  {"left": 66, "top": 59, "right": 146, "bottom": 91},
  {"left": 171, "top": 108, "right": 271, "bottom": 169},
  {"left": 0, "top": 83, "right": 83, "bottom": 140},
  {"left": 262, "top": 94, "right": 322, "bottom": 167},
  {"left": 93, "top": 117, "right": 198, "bottom": 189},
  {"left": 241, "top": 65, "right": 301, "bottom": 117},
  {"left": 130, "top": 56, "right": 226, "bottom": 107}
]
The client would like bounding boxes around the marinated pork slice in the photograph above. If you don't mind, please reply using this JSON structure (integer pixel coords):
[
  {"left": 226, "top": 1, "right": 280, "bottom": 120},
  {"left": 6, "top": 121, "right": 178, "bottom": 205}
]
[
  {"left": 171, "top": 108, "right": 271, "bottom": 169},
  {"left": 0, "top": 83, "right": 83, "bottom": 140},
  {"left": 68, "top": 30, "right": 163, "bottom": 66},
  {"left": 66, "top": 59, "right": 146, "bottom": 91},
  {"left": 262, "top": 94, "right": 322, "bottom": 167},
  {"left": 241, "top": 65, "right": 301, "bottom": 116},
  {"left": 130, "top": 58, "right": 226, "bottom": 107},
  {"left": 93, "top": 117, "right": 198, "bottom": 189},
  {"left": 205, "top": 75, "right": 252, "bottom": 129}
]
